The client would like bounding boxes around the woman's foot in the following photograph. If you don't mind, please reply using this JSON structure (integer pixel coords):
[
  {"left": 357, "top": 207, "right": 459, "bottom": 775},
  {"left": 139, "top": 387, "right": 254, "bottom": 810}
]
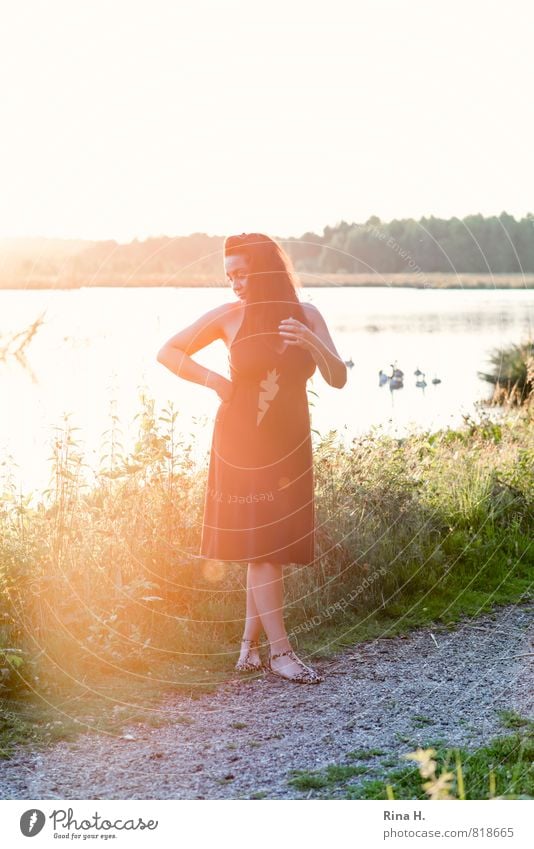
[
  {"left": 267, "top": 647, "right": 323, "bottom": 684},
  {"left": 235, "top": 638, "right": 262, "bottom": 672}
]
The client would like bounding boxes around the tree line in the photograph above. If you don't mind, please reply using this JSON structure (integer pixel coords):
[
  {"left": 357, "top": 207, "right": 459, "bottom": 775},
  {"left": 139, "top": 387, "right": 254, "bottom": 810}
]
[{"left": 5, "top": 211, "right": 534, "bottom": 282}]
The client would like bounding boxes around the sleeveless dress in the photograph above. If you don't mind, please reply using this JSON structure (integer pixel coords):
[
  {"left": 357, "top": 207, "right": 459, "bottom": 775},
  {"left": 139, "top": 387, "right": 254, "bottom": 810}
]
[{"left": 199, "top": 311, "right": 317, "bottom": 565}]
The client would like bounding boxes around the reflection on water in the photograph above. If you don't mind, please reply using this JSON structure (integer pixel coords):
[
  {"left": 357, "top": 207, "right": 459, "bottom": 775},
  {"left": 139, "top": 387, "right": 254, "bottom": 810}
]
[{"left": 1, "top": 286, "right": 532, "bottom": 496}]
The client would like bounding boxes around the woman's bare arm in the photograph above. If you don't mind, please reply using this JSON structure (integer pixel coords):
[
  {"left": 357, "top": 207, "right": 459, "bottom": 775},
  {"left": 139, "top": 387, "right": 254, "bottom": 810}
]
[
  {"left": 280, "top": 304, "right": 348, "bottom": 388},
  {"left": 307, "top": 305, "right": 347, "bottom": 387},
  {"left": 156, "top": 304, "right": 231, "bottom": 396}
]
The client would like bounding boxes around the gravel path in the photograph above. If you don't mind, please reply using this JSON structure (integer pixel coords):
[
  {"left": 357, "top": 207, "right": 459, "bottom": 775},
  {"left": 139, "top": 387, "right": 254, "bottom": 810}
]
[{"left": 1, "top": 602, "right": 532, "bottom": 800}]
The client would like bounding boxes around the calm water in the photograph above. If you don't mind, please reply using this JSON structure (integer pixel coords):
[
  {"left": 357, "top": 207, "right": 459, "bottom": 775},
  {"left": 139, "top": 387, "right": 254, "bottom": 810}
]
[{"left": 1, "top": 286, "right": 532, "bottom": 497}]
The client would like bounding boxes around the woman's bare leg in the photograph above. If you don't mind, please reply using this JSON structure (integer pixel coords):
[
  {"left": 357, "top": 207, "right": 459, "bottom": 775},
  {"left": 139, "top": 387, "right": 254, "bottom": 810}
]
[
  {"left": 236, "top": 564, "right": 263, "bottom": 666},
  {"left": 247, "top": 561, "right": 318, "bottom": 678}
]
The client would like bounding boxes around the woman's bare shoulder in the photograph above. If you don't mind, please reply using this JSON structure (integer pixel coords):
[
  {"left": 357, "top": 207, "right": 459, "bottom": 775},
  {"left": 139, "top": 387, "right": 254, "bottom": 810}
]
[
  {"left": 158, "top": 300, "right": 241, "bottom": 356},
  {"left": 300, "top": 301, "right": 321, "bottom": 327}
]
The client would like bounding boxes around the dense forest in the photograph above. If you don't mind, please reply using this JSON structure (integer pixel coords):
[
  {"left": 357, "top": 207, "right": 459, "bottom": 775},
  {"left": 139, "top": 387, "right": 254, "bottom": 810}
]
[
  {"left": 2, "top": 212, "right": 533, "bottom": 285},
  {"left": 293, "top": 212, "right": 534, "bottom": 274}
]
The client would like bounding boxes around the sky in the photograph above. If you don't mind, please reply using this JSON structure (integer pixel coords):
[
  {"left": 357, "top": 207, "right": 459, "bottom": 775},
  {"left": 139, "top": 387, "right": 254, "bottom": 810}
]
[{"left": 0, "top": 0, "right": 532, "bottom": 242}]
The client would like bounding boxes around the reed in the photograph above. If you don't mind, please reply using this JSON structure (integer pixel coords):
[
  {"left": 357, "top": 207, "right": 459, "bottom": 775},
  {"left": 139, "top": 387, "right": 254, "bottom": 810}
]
[{"left": 478, "top": 337, "right": 534, "bottom": 406}]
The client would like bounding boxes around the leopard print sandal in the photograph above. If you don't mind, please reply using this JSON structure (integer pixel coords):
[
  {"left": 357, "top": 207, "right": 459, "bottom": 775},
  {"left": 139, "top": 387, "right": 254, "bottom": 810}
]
[
  {"left": 235, "top": 638, "right": 262, "bottom": 672},
  {"left": 267, "top": 648, "right": 323, "bottom": 684}
]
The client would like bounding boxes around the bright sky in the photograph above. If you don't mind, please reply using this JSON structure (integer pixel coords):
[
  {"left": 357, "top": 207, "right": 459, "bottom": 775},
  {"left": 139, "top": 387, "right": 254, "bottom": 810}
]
[{"left": 0, "top": 0, "right": 532, "bottom": 242}]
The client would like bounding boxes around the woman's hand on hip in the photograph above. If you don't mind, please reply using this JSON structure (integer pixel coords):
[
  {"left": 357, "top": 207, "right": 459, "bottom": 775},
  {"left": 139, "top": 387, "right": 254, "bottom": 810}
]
[{"left": 208, "top": 372, "right": 234, "bottom": 403}]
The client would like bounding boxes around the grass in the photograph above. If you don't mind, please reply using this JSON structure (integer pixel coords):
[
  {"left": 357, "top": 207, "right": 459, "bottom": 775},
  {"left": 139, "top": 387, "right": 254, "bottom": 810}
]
[
  {"left": 346, "top": 728, "right": 534, "bottom": 800},
  {"left": 411, "top": 715, "right": 435, "bottom": 727},
  {"left": 285, "top": 720, "right": 534, "bottom": 800},
  {"left": 346, "top": 747, "right": 386, "bottom": 760},
  {"left": 289, "top": 763, "right": 371, "bottom": 790},
  {"left": 0, "top": 386, "right": 532, "bottom": 755}
]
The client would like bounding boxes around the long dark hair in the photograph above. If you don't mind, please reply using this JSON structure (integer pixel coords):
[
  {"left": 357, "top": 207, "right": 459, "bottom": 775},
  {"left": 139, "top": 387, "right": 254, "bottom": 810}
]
[{"left": 224, "top": 233, "right": 309, "bottom": 351}]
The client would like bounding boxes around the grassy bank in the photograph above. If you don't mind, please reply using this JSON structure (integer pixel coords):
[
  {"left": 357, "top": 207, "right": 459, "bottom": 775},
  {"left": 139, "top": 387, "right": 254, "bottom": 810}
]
[
  {"left": 287, "top": 714, "right": 534, "bottom": 800},
  {"left": 0, "top": 392, "right": 532, "bottom": 753}
]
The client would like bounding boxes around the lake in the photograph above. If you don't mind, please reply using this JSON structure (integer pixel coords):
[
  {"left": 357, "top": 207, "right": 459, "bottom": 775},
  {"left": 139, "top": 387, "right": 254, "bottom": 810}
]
[{"left": 1, "top": 286, "right": 532, "bottom": 498}]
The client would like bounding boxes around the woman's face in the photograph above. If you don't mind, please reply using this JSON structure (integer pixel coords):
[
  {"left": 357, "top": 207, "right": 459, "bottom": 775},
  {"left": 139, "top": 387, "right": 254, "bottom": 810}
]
[{"left": 224, "top": 254, "right": 250, "bottom": 300}]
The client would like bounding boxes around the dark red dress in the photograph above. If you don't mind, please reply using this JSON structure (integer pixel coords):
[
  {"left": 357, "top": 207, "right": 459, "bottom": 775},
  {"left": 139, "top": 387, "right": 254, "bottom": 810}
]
[{"left": 199, "top": 312, "right": 317, "bottom": 565}]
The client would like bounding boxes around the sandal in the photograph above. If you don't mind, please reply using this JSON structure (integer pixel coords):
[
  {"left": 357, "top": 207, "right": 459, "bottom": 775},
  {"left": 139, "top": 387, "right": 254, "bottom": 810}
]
[
  {"left": 266, "top": 648, "right": 323, "bottom": 684},
  {"left": 235, "top": 638, "right": 262, "bottom": 672}
]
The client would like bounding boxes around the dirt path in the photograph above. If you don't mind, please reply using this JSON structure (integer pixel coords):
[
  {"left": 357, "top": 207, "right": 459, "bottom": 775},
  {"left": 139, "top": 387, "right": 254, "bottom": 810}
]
[{"left": 1, "top": 602, "right": 532, "bottom": 800}]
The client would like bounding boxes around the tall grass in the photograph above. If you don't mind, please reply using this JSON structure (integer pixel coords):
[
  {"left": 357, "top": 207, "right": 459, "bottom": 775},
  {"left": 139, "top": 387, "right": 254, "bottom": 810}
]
[{"left": 0, "top": 389, "right": 532, "bottom": 704}]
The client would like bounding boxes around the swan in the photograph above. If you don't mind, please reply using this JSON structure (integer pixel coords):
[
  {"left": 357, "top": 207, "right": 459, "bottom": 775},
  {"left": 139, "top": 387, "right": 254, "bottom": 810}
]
[{"left": 416, "top": 373, "right": 427, "bottom": 388}]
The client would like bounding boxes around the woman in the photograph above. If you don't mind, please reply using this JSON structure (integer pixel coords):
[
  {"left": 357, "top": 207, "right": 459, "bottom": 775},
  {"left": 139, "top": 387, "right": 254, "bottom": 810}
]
[{"left": 157, "top": 234, "right": 347, "bottom": 684}]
